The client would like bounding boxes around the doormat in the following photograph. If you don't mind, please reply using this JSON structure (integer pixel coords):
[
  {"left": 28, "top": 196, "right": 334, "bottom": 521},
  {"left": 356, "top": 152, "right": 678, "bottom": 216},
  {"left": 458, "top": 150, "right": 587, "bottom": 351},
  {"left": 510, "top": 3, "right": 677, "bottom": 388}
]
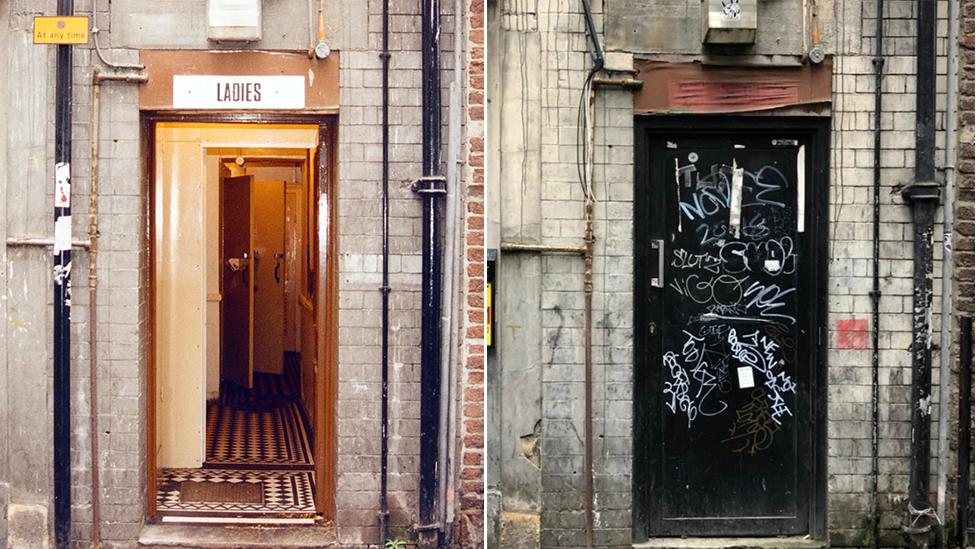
[
  {"left": 180, "top": 480, "right": 264, "bottom": 504},
  {"left": 158, "top": 469, "right": 316, "bottom": 515}
]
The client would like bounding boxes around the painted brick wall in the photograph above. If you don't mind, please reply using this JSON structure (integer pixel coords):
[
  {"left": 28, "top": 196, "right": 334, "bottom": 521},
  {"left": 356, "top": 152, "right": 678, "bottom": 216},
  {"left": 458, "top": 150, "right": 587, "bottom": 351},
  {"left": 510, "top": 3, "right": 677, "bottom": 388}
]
[
  {"left": 490, "top": 0, "right": 962, "bottom": 546},
  {"left": 0, "top": 0, "right": 477, "bottom": 547},
  {"left": 825, "top": 2, "right": 954, "bottom": 544}
]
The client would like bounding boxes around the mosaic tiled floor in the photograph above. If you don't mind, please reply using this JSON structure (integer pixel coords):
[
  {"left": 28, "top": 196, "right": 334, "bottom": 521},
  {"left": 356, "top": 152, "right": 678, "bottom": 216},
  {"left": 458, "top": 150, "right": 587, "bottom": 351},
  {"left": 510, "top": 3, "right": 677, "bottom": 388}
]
[
  {"left": 156, "top": 354, "right": 316, "bottom": 522},
  {"left": 156, "top": 468, "right": 316, "bottom": 517},
  {"left": 205, "top": 354, "right": 313, "bottom": 468}
]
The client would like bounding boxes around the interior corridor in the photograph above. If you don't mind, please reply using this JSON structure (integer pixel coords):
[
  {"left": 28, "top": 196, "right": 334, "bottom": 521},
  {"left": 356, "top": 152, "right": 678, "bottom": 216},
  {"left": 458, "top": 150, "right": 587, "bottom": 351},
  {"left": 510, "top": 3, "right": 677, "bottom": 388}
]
[{"left": 155, "top": 354, "right": 316, "bottom": 523}]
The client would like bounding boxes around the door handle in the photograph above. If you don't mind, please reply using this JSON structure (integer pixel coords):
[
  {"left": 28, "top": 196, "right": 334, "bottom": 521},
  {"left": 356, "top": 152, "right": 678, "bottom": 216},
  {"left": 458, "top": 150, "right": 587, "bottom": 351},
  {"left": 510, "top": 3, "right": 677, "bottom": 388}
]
[
  {"left": 650, "top": 239, "right": 664, "bottom": 288},
  {"left": 274, "top": 253, "right": 284, "bottom": 284}
]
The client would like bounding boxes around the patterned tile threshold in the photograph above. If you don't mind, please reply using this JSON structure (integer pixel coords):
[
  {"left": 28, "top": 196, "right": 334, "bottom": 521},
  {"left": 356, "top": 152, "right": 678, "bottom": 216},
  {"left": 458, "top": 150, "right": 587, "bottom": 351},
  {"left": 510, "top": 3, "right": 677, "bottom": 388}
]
[{"left": 157, "top": 468, "right": 316, "bottom": 521}]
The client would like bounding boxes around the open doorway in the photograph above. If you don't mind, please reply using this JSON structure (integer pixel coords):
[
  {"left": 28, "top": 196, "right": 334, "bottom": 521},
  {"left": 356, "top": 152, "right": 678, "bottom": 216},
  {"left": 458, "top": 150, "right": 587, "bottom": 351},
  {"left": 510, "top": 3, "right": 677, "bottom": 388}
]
[{"left": 149, "top": 122, "right": 335, "bottom": 524}]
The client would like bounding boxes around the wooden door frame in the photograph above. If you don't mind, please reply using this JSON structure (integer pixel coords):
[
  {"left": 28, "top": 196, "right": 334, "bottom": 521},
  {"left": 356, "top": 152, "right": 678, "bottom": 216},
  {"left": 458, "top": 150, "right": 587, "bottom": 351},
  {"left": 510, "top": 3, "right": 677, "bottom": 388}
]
[
  {"left": 631, "top": 115, "right": 829, "bottom": 542},
  {"left": 143, "top": 113, "right": 339, "bottom": 520}
]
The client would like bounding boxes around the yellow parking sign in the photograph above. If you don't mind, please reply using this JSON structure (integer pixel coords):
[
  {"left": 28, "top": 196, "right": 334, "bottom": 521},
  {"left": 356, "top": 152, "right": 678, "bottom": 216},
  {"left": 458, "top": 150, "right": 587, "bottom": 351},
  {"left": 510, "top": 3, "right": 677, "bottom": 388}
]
[{"left": 33, "top": 16, "right": 89, "bottom": 45}]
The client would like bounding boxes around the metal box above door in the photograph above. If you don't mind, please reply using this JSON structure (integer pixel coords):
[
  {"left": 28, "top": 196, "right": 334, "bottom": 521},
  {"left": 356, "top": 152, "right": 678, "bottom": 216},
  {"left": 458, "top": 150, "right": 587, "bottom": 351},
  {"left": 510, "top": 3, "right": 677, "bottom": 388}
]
[
  {"left": 702, "top": 0, "right": 758, "bottom": 44},
  {"left": 208, "top": 0, "right": 262, "bottom": 41}
]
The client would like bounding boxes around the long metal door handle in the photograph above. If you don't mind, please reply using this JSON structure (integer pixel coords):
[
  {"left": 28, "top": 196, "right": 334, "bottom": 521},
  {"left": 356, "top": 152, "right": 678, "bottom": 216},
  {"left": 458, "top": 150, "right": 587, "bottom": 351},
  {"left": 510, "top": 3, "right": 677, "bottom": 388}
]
[{"left": 651, "top": 239, "right": 664, "bottom": 288}]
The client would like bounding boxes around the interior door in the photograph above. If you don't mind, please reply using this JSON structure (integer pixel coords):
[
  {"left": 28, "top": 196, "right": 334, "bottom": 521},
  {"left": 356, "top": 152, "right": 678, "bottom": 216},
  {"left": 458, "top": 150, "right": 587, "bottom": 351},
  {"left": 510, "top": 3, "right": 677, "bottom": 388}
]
[
  {"left": 634, "top": 127, "right": 820, "bottom": 537},
  {"left": 221, "top": 175, "right": 254, "bottom": 389},
  {"left": 252, "top": 180, "right": 286, "bottom": 374}
]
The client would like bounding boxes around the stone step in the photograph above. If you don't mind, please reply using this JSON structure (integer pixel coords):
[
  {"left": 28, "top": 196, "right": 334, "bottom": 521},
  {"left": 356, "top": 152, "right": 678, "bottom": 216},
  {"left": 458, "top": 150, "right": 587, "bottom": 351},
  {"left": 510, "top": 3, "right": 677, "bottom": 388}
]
[{"left": 138, "top": 523, "right": 341, "bottom": 548}]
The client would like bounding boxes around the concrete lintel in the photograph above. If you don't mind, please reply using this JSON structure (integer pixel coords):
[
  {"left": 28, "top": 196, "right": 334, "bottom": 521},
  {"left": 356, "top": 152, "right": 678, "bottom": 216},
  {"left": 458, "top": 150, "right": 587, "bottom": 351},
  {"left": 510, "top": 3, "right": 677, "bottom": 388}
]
[{"left": 634, "top": 537, "right": 827, "bottom": 549}]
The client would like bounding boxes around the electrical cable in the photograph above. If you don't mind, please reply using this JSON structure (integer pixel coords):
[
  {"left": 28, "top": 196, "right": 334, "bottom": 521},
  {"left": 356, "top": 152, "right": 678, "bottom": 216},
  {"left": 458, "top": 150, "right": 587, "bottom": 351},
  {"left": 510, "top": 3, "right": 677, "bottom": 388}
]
[{"left": 89, "top": 4, "right": 144, "bottom": 70}]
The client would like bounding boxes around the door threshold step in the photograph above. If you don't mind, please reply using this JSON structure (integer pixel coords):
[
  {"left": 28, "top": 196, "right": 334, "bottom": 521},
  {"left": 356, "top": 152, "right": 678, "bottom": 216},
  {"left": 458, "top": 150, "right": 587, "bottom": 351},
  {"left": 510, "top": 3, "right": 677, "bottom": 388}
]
[
  {"left": 139, "top": 523, "right": 336, "bottom": 548},
  {"left": 160, "top": 515, "right": 317, "bottom": 525},
  {"left": 635, "top": 537, "right": 826, "bottom": 549}
]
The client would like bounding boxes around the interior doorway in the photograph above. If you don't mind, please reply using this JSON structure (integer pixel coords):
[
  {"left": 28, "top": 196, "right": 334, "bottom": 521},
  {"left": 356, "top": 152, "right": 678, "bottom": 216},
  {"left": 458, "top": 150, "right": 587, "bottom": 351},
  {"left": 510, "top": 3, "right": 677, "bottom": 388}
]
[{"left": 148, "top": 121, "right": 336, "bottom": 524}]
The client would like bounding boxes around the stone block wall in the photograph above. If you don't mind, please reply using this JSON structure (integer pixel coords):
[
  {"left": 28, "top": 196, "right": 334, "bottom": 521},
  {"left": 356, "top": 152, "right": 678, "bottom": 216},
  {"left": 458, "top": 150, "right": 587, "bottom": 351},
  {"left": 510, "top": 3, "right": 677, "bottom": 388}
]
[
  {"left": 489, "top": 0, "right": 965, "bottom": 546},
  {"left": 0, "top": 0, "right": 479, "bottom": 547}
]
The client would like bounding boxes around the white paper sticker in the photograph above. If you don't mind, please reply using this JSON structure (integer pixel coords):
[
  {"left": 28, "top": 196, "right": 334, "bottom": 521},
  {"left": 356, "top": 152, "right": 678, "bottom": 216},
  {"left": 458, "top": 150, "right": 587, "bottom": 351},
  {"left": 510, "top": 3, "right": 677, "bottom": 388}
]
[
  {"left": 764, "top": 259, "right": 782, "bottom": 273},
  {"left": 54, "top": 216, "right": 72, "bottom": 255},
  {"left": 729, "top": 159, "right": 743, "bottom": 239},
  {"left": 797, "top": 144, "right": 806, "bottom": 232},
  {"left": 55, "top": 162, "right": 70, "bottom": 207},
  {"left": 737, "top": 366, "right": 755, "bottom": 389}
]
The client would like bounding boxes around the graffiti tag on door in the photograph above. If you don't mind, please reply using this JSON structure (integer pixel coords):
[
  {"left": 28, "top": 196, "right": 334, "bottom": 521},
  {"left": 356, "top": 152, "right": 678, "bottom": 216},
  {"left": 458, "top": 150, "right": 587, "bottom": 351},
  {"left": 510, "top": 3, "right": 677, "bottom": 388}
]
[{"left": 661, "top": 156, "right": 799, "bottom": 452}]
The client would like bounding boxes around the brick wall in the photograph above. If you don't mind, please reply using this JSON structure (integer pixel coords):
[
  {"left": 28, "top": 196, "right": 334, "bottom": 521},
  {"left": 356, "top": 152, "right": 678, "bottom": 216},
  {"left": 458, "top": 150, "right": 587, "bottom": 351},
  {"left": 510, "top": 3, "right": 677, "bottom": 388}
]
[
  {"left": 455, "top": 0, "right": 487, "bottom": 545},
  {"left": 957, "top": 0, "right": 974, "bottom": 313},
  {"left": 954, "top": 0, "right": 975, "bottom": 537}
]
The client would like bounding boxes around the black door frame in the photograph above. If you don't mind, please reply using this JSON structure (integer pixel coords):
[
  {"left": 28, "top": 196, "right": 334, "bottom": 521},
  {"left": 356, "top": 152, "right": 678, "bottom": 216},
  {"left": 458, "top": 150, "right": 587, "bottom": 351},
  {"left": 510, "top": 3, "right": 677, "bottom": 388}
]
[{"left": 632, "top": 115, "right": 829, "bottom": 542}]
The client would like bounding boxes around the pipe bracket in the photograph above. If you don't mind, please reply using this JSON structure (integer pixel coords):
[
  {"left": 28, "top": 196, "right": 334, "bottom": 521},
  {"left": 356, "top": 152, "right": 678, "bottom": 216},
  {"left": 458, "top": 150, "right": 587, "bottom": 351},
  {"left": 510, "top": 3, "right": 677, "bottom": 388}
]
[
  {"left": 900, "top": 180, "right": 941, "bottom": 202},
  {"left": 411, "top": 175, "right": 447, "bottom": 196}
]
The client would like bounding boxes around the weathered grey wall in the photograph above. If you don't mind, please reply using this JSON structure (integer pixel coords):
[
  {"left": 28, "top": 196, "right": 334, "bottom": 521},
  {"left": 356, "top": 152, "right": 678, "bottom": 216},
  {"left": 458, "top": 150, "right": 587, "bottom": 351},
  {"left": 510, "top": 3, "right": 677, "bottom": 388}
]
[
  {"left": 489, "top": 0, "right": 960, "bottom": 546},
  {"left": 606, "top": 0, "right": 807, "bottom": 57},
  {"left": 0, "top": 0, "right": 9, "bottom": 544},
  {"left": 489, "top": 1, "right": 635, "bottom": 546},
  {"left": 0, "top": 0, "right": 473, "bottom": 547},
  {"left": 109, "top": 0, "right": 357, "bottom": 51}
]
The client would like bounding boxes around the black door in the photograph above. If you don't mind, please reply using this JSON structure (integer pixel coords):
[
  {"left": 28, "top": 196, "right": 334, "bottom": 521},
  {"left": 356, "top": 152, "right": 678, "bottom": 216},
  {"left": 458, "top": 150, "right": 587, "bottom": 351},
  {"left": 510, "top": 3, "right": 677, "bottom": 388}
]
[{"left": 634, "top": 119, "right": 828, "bottom": 539}]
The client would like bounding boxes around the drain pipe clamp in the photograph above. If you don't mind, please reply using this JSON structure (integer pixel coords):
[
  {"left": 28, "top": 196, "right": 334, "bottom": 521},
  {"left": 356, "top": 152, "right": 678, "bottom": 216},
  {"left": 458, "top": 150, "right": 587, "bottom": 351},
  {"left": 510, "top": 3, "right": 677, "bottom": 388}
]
[
  {"left": 900, "top": 180, "right": 942, "bottom": 202},
  {"left": 411, "top": 175, "right": 448, "bottom": 196}
]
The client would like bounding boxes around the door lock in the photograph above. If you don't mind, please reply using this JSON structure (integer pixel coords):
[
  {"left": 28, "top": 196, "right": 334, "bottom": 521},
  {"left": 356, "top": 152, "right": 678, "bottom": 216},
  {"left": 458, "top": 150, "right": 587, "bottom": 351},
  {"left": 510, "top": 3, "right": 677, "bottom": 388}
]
[{"left": 649, "top": 322, "right": 657, "bottom": 336}]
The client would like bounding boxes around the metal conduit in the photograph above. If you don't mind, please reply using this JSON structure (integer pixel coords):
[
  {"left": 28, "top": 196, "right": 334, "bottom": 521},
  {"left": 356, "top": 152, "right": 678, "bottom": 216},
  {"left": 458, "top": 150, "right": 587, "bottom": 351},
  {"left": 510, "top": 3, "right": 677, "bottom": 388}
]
[
  {"left": 936, "top": 0, "right": 960, "bottom": 538},
  {"left": 379, "top": 0, "right": 391, "bottom": 541},
  {"left": 870, "top": 0, "right": 885, "bottom": 545}
]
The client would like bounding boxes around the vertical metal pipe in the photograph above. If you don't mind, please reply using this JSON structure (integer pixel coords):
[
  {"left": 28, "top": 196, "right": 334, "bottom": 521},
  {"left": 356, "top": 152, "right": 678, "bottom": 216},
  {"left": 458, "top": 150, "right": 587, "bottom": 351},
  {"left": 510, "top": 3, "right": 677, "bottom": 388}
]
[
  {"left": 914, "top": 0, "right": 937, "bottom": 184},
  {"left": 958, "top": 317, "right": 973, "bottom": 547},
  {"left": 870, "top": 1, "right": 885, "bottom": 546},
  {"left": 936, "top": 0, "right": 960, "bottom": 532},
  {"left": 583, "top": 199, "right": 594, "bottom": 549},
  {"left": 903, "top": 1, "right": 940, "bottom": 544},
  {"left": 53, "top": 1, "right": 74, "bottom": 547},
  {"left": 438, "top": 0, "right": 466, "bottom": 537},
  {"left": 86, "top": 68, "right": 143, "bottom": 549},
  {"left": 379, "top": 0, "right": 391, "bottom": 541},
  {"left": 415, "top": 0, "right": 445, "bottom": 546}
]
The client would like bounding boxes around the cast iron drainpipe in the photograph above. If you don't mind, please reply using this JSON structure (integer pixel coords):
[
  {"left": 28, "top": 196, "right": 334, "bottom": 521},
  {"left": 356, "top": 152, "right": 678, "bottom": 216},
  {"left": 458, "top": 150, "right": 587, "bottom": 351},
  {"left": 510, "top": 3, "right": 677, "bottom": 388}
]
[
  {"left": 379, "top": 0, "right": 391, "bottom": 541},
  {"left": 54, "top": 1, "right": 74, "bottom": 546},
  {"left": 902, "top": 0, "right": 940, "bottom": 545},
  {"left": 412, "top": 0, "right": 446, "bottom": 546},
  {"left": 88, "top": 67, "right": 147, "bottom": 549},
  {"left": 870, "top": 0, "right": 884, "bottom": 545}
]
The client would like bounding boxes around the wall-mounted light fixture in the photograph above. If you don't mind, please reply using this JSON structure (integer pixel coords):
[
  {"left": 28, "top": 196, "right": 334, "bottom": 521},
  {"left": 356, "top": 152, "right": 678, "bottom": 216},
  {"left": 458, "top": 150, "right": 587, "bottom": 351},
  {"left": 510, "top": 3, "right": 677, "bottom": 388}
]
[{"left": 208, "top": 0, "right": 262, "bottom": 42}]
